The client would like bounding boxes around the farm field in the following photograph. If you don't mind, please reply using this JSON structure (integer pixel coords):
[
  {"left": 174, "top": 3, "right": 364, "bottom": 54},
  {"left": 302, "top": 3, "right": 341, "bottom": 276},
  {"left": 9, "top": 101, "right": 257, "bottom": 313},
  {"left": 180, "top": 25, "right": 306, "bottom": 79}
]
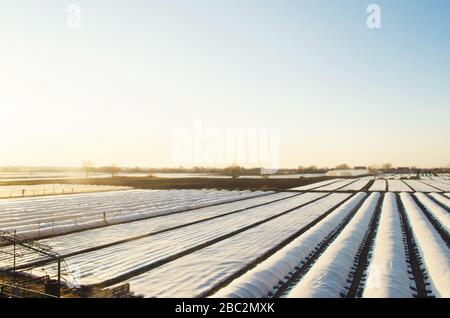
[
  {"left": 0, "top": 189, "right": 266, "bottom": 240},
  {"left": 0, "top": 177, "right": 449, "bottom": 298}
]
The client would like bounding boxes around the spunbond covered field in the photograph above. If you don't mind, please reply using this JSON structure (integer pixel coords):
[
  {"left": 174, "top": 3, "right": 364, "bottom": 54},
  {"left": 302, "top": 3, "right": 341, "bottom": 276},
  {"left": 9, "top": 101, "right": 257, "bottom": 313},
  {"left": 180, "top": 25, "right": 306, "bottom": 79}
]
[{"left": 0, "top": 180, "right": 449, "bottom": 298}]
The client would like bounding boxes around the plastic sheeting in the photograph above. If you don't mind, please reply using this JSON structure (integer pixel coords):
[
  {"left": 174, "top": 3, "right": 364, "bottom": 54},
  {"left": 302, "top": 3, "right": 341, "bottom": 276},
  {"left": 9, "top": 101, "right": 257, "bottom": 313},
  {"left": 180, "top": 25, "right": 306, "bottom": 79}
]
[
  {"left": 287, "top": 193, "right": 380, "bottom": 298},
  {"left": 362, "top": 193, "right": 413, "bottom": 298},
  {"left": 400, "top": 193, "right": 450, "bottom": 298},
  {"left": 414, "top": 193, "right": 450, "bottom": 233}
]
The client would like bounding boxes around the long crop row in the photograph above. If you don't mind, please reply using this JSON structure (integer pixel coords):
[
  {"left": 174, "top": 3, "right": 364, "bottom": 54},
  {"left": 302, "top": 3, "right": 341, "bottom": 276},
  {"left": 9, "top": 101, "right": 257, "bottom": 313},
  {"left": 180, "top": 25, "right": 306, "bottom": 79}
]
[
  {"left": 0, "top": 189, "right": 266, "bottom": 240},
  {"left": 387, "top": 180, "right": 413, "bottom": 192},
  {"left": 400, "top": 193, "right": 450, "bottom": 297},
  {"left": 286, "top": 193, "right": 380, "bottom": 297},
  {"left": 404, "top": 180, "right": 442, "bottom": 192},
  {"left": 314, "top": 180, "right": 356, "bottom": 191},
  {"left": 213, "top": 193, "right": 368, "bottom": 298},
  {"left": 291, "top": 179, "right": 343, "bottom": 191},
  {"left": 118, "top": 193, "right": 351, "bottom": 297},
  {"left": 369, "top": 180, "right": 386, "bottom": 192},
  {"left": 42, "top": 193, "right": 330, "bottom": 286},
  {"left": 0, "top": 192, "right": 295, "bottom": 268},
  {"left": 211, "top": 192, "right": 449, "bottom": 298}
]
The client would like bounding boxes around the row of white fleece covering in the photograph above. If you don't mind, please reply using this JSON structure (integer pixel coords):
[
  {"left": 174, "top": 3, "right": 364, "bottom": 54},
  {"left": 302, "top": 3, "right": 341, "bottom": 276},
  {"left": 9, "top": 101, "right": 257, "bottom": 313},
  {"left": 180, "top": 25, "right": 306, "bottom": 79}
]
[
  {"left": 41, "top": 193, "right": 328, "bottom": 286},
  {"left": 0, "top": 192, "right": 296, "bottom": 267},
  {"left": 414, "top": 193, "right": 450, "bottom": 234},
  {"left": 287, "top": 192, "right": 380, "bottom": 298},
  {"left": 428, "top": 193, "right": 450, "bottom": 209},
  {"left": 403, "top": 180, "right": 441, "bottom": 193},
  {"left": 400, "top": 193, "right": 450, "bottom": 297},
  {"left": 362, "top": 193, "right": 413, "bottom": 298},
  {"left": 369, "top": 180, "right": 386, "bottom": 192},
  {"left": 290, "top": 179, "right": 343, "bottom": 191},
  {"left": 387, "top": 180, "right": 413, "bottom": 192},
  {"left": 421, "top": 180, "right": 450, "bottom": 192},
  {"left": 0, "top": 189, "right": 266, "bottom": 240},
  {"left": 212, "top": 192, "right": 368, "bottom": 298},
  {"left": 338, "top": 179, "right": 371, "bottom": 191},
  {"left": 315, "top": 180, "right": 356, "bottom": 191},
  {"left": 117, "top": 193, "right": 351, "bottom": 297}
]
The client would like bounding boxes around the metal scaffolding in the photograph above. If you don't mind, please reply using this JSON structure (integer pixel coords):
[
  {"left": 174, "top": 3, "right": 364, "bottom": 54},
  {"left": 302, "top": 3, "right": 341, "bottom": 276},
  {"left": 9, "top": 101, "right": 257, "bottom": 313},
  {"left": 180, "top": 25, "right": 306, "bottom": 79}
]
[{"left": 0, "top": 229, "right": 72, "bottom": 298}]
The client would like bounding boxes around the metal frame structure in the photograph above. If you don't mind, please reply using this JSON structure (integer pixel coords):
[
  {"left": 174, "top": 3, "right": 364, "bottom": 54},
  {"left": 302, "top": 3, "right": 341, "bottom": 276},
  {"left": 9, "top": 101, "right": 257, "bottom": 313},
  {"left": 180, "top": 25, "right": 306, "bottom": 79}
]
[{"left": 0, "top": 229, "right": 71, "bottom": 298}]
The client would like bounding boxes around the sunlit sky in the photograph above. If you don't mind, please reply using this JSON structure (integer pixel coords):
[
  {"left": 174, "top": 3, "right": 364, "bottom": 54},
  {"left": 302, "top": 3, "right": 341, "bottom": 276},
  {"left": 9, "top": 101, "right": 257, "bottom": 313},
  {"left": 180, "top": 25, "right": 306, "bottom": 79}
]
[{"left": 1, "top": 1, "right": 449, "bottom": 169}]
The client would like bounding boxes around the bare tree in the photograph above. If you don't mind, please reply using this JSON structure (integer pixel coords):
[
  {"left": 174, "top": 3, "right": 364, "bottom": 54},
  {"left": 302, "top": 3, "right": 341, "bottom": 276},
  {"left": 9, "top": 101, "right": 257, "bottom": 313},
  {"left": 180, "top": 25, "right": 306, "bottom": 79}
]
[
  {"left": 336, "top": 163, "right": 350, "bottom": 170},
  {"left": 105, "top": 164, "right": 121, "bottom": 178},
  {"left": 368, "top": 164, "right": 380, "bottom": 173},
  {"left": 298, "top": 165, "right": 318, "bottom": 173},
  {"left": 381, "top": 163, "right": 392, "bottom": 171},
  {"left": 82, "top": 161, "right": 94, "bottom": 178},
  {"left": 225, "top": 165, "right": 242, "bottom": 179}
]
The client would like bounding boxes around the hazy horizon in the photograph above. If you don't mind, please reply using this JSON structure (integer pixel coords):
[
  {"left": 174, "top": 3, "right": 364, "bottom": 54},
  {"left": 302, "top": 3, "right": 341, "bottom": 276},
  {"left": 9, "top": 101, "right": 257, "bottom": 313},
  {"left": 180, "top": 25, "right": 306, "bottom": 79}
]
[{"left": 1, "top": 1, "right": 449, "bottom": 169}]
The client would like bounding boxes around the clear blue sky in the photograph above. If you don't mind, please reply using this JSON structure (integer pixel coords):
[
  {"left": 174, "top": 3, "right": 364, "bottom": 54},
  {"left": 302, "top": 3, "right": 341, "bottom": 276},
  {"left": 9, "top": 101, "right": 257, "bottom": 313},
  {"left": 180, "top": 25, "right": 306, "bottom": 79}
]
[{"left": 0, "top": 1, "right": 449, "bottom": 168}]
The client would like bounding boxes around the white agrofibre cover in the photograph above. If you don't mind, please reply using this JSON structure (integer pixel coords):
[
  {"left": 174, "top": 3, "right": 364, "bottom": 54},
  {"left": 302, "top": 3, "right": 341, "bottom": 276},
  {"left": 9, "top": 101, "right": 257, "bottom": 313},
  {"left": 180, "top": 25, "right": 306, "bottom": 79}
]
[
  {"left": 421, "top": 180, "right": 450, "bottom": 192},
  {"left": 387, "top": 180, "right": 413, "bottom": 192},
  {"left": 369, "top": 180, "right": 386, "bottom": 192},
  {"left": 0, "top": 189, "right": 264, "bottom": 240},
  {"left": 362, "top": 193, "right": 413, "bottom": 298},
  {"left": 47, "top": 193, "right": 327, "bottom": 285},
  {"left": 0, "top": 192, "right": 295, "bottom": 267},
  {"left": 315, "top": 180, "right": 356, "bottom": 191},
  {"left": 429, "top": 193, "right": 450, "bottom": 210},
  {"left": 287, "top": 192, "right": 380, "bottom": 298},
  {"left": 338, "top": 179, "right": 371, "bottom": 191},
  {"left": 400, "top": 193, "right": 450, "bottom": 298},
  {"left": 414, "top": 193, "right": 450, "bottom": 234},
  {"left": 403, "top": 180, "right": 441, "bottom": 193},
  {"left": 120, "top": 194, "right": 351, "bottom": 297},
  {"left": 290, "top": 179, "right": 343, "bottom": 191},
  {"left": 212, "top": 192, "right": 367, "bottom": 298}
]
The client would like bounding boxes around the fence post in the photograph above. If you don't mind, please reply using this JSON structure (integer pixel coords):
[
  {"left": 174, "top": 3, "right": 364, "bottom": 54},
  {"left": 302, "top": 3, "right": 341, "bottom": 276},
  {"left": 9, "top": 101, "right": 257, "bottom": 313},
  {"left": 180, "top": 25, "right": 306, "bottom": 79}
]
[
  {"left": 57, "top": 259, "right": 61, "bottom": 298},
  {"left": 13, "top": 230, "right": 16, "bottom": 285}
]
